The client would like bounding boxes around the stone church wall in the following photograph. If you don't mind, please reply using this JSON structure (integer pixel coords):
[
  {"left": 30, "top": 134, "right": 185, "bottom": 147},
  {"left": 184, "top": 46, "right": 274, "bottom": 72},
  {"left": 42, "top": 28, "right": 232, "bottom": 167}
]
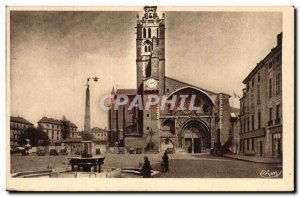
[
  {"left": 164, "top": 77, "right": 218, "bottom": 101},
  {"left": 218, "top": 93, "right": 231, "bottom": 145}
]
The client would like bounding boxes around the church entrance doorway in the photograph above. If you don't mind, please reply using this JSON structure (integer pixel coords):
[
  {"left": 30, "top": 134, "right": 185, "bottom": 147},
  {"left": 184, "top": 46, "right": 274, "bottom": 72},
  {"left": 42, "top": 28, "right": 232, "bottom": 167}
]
[
  {"left": 180, "top": 119, "right": 210, "bottom": 154},
  {"left": 194, "top": 138, "right": 201, "bottom": 153},
  {"left": 184, "top": 137, "right": 203, "bottom": 153}
]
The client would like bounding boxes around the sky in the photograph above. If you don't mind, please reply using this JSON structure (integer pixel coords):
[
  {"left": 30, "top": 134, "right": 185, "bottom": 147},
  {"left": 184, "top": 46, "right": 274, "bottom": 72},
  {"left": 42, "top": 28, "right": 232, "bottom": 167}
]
[{"left": 10, "top": 8, "right": 282, "bottom": 130}]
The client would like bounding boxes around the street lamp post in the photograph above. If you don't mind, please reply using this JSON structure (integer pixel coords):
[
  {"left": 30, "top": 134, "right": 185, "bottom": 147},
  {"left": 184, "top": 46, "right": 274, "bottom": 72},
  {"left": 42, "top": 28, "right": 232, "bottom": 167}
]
[
  {"left": 83, "top": 76, "right": 99, "bottom": 132},
  {"left": 81, "top": 76, "right": 99, "bottom": 158}
]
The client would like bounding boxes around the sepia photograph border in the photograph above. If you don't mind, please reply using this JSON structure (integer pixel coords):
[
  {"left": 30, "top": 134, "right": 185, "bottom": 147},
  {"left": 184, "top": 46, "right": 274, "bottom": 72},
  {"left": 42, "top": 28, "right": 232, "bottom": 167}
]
[{"left": 6, "top": 6, "right": 294, "bottom": 192}]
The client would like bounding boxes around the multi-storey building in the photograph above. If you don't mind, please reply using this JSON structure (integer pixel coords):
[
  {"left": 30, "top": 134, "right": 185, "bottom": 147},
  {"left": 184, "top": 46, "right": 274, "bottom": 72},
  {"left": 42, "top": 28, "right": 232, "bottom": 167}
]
[
  {"left": 229, "top": 108, "right": 240, "bottom": 154},
  {"left": 239, "top": 33, "right": 282, "bottom": 158},
  {"left": 63, "top": 127, "right": 108, "bottom": 155},
  {"left": 10, "top": 116, "right": 34, "bottom": 146},
  {"left": 108, "top": 6, "right": 237, "bottom": 154},
  {"left": 91, "top": 127, "right": 108, "bottom": 141},
  {"left": 38, "top": 117, "right": 78, "bottom": 144},
  {"left": 68, "top": 121, "right": 80, "bottom": 138}
]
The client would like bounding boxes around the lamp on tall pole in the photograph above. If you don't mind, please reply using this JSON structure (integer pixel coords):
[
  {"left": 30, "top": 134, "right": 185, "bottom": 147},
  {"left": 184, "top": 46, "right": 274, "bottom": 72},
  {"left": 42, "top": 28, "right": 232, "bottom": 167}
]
[
  {"left": 83, "top": 76, "right": 99, "bottom": 135},
  {"left": 81, "top": 76, "right": 99, "bottom": 158}
]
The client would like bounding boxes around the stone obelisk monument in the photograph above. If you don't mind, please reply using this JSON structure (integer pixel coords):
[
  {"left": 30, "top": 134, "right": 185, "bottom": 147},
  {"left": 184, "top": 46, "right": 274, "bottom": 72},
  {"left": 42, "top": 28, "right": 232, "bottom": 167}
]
[
  {"left": 84, "top": 84, "right": 91, "bottom": 132},
  {"left": 81, "top": 77, "right": 98, "bottom": 157}
]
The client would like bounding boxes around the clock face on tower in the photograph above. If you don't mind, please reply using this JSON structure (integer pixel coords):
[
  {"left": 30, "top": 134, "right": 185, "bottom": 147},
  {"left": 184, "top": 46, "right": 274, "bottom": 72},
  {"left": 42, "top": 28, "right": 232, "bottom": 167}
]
[{"left": 144, "top": 78, "right": 158, "bottom": 90}]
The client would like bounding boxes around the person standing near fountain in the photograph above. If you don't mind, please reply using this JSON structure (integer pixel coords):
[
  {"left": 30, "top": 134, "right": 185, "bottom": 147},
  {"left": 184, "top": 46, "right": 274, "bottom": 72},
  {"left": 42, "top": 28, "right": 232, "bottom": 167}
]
[
  {"left": 142, "top": 156, "right": 152, "bottom": 178},
  {"left": 161, "top": 150, "right": 169, "bottom": 173}
]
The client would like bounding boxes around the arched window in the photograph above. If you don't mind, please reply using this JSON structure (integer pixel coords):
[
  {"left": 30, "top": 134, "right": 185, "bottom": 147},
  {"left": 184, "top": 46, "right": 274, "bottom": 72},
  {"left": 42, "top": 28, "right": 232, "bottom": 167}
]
[
  {"left": 143, "top": 28, "right": 146, "bottom": 38},
  {"left": 148, "top": 28, "right": 151, "bottom": 38},
  {"left": 143, "top": 40, "right": 152, "bottom": 53}
]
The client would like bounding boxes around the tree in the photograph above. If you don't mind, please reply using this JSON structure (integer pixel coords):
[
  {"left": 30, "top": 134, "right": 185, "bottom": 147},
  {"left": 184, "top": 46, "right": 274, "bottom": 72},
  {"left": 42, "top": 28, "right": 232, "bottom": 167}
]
[
  {"left": 61, "top": 115, "right": 71, "bottom": 140},
  {"left": 20, "top": 127, "right": 49, "bottom": 147}
]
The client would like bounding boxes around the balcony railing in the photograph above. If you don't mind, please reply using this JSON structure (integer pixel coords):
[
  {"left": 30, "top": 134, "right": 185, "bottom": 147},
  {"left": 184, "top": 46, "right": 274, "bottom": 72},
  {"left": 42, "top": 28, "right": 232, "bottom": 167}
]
[
  {"left": 267, "top": 120, "right": 273, "bottom": 127},
  {"left": 240, "top": 128, "right": 265, "bottom": 139},
  {"left": 275, "top": 118, "right": 281, "bottom": 125},
  {"left": 160, "top": 111, "right": 212, "bottom": 118}
]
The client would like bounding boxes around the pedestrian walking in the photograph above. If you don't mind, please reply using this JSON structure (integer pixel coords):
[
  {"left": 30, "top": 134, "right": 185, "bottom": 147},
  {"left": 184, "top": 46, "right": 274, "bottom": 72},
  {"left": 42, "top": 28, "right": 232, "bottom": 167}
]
[
  {"left": 162, "top": 150, "right": 169, "bottom": 173},
  {"left": 142, "top": 156, "right": 152, "bottom": 178}
]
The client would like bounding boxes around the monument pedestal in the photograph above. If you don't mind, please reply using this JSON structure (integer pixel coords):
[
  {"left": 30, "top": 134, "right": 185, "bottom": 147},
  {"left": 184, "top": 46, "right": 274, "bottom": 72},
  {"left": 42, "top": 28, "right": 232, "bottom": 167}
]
[
  {"left": 68, "top": 78, "right": 106, "bottom": 173},
  {"left": 81, "top": 141, "right": 93, "bottom": 158}
]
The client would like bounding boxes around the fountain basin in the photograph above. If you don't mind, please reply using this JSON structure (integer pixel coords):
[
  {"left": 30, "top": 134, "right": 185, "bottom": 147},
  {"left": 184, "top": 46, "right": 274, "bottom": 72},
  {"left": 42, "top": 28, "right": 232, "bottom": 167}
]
[{"left": 68, "top": 156, "right": 105, "bottom": 173}]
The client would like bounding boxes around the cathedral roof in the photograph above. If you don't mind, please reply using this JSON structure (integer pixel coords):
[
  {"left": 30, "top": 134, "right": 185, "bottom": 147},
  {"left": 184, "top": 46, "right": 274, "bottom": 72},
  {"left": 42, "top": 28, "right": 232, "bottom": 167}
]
[
  {"left": 165, "top": 76, "right": 219, "bottom": 96},
  {"left": 115, "top": 89, "right": 137, "bottom": 95}
]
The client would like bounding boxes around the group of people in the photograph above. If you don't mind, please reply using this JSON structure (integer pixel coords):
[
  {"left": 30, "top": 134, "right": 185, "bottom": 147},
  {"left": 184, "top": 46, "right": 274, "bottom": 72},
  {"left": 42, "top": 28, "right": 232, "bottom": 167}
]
[{"left": 141, "top": 150, "right": 169, "bottom": 178}]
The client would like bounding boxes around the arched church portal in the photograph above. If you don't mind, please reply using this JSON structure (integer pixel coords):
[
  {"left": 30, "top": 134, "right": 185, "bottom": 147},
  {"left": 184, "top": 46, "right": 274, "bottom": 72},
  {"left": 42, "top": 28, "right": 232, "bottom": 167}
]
[{"left": 179, "top": 119, "right": 210, "bottom": 154}]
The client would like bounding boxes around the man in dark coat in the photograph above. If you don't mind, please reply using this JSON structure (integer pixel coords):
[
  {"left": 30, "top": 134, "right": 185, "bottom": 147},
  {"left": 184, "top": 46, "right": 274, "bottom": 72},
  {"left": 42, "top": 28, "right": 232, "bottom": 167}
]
[
  {"left": 162, "top": 150, "right": 169, "bottom": 173},
  {"left": 142, "top": 156, "right": 152, "bottom": 178}
]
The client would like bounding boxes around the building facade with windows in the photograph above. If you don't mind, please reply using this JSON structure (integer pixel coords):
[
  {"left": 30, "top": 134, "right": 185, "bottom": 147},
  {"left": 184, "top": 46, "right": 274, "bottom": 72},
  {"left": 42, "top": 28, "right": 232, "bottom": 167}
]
[
  {"left": 239, "top": 33, "right": 282, "bottom": 158},
  {"left": 90, "top": 127, "right": 108, "bottom": 154},
  {"left": 38, "top": 117, "right": 78, "bottom": 144},
  {"left": 108, "top": 6, "right": 237, "bottom": 154},
  {"left": 68, "top": 121, "right": 80, "bottom": 138},
  {"left": 63, "top": 127, "right": 108, "bottom": 155},
  {"left": 10, "top": 116, "right": 34, "bottom": 146},
  {"left": 91, "top": 127, "right": 108, "bottom": 141}
]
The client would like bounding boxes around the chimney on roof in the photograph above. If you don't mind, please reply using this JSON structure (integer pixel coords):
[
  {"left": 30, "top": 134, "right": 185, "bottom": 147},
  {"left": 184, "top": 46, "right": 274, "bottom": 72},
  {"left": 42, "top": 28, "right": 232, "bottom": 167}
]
[{"left": 277, "top": 32, "right": 283, "bottom": 46}]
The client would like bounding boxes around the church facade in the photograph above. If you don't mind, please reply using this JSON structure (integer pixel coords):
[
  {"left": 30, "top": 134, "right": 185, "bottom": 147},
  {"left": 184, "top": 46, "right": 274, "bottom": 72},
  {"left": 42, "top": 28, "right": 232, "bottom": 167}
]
[{"left": 108, "top": 6, "right": 237, "bottom": 154}]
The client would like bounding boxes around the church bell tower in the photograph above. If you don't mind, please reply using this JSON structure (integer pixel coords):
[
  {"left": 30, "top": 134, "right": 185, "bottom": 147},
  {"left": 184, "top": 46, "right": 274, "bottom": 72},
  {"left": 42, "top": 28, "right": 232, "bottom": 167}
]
[
  {"left": 135, "top": 6, "right": 165, "bottom": 144},
  {"left": 136, "top": 6, "right": 165, "bottom": 96}
]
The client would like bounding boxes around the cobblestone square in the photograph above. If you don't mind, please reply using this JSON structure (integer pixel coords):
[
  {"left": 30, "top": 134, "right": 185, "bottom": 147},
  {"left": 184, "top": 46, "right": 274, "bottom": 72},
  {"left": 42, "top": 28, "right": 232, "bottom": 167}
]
[{"left": 10, "top": 153, "right": 282, "bottom": 178}]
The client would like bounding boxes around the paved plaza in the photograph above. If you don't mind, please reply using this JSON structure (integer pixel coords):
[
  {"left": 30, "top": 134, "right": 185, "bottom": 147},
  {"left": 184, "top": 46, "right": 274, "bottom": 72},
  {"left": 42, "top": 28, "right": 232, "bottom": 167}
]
[{"left": 10, "top": 153, "right": 282, "bottom": 178}]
